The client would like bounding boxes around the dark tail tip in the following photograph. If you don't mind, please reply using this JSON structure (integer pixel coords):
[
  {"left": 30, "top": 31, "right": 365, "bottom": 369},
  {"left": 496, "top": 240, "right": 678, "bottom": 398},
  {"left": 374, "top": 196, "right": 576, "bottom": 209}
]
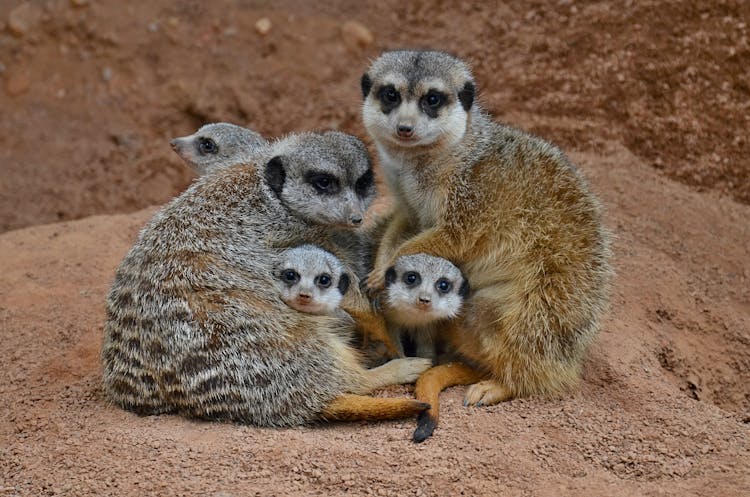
[{"left": 412, "top": 411, "right": 437, "bottom": 443}]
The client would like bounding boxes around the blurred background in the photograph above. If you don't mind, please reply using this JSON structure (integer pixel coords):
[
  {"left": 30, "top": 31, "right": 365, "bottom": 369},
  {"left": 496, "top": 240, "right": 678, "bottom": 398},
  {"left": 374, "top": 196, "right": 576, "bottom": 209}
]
[{"left": 1, "top": 0, "right": 747, "bottom": 233}]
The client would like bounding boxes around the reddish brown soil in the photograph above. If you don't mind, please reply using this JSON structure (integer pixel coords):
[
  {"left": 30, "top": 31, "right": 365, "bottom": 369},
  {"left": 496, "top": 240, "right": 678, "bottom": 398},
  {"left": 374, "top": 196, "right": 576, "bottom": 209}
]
[{"left": 1, "top": 1, "right": 748, "bottom": 496}]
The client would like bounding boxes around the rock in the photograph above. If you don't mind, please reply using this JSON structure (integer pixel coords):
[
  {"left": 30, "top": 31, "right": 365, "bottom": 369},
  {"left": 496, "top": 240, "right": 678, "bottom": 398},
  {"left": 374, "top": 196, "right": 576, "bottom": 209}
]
[
  {"left": 255, "top": 17, "right": 272, "bottom": 36},
  {"left": 341, "top": 20, "right": 373, "bottom": 49},
  {"left": 8, "top": 2, "right": 42, "bottom": 38},
  {"left": 70, "top": 0, "right": 89, "bottom": 6}
]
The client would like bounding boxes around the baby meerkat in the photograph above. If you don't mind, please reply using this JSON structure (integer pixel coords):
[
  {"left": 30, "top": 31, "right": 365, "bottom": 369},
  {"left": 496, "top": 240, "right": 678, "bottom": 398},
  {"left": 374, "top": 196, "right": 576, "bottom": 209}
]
[
  {"left": 170, "top": 122, "right": 268, "bottom": 175},
  {"left": 383, "top": 254, "right": 469, "bottom": 360},
  {"left": 102, "top": 130, "right": 431, "bottom": 427},
  {"left": 361, "top": 50, "right": 613, "bottom": 441},
  {"left": 275, "top": 244, "right": 352, "bottom": 316}
]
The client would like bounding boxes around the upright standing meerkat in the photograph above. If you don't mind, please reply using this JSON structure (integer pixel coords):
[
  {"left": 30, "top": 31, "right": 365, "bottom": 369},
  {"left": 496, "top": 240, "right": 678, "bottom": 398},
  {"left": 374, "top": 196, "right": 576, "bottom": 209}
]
[
  {"left": 170, "top": 122, "right": 268, "bottom": 175},
  {"left": 102, "top": 130, "right": 432, "bottom": 427},
  {"left": 382, "top": 253, "right": 469, "bottom": 361},
  {"left": 274, "top": 244, "right": 352, "bottom": 316},
  {"left": 361, "top": 50, "right": 613, "bottom": 441}
]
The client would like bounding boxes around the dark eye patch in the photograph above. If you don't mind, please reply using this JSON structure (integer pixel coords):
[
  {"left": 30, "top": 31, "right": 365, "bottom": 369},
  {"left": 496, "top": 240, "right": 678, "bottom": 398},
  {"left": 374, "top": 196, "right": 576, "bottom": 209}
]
[
  {"left": 315, "top": 273, "right": 332, "bottom": 289},
  {"left": 197, "top": 137, "right": 218, "bottom": 155},
  {"left": 420, "top": 90, "right": 448, "bottom": 118},
  {"left": 305, "top": 171, "right": 341, "bottom": 195},
  {"left": 355, "top": 168, "right": 374, "bottom": 198},
  {"left": 403, "top": 271, "right": 421, "bottom": 287},
  {"left": 377, "top": 84, "right": 401, "bottom": 114},
  {"left": 281, "top": 269, "right": 300, "bottom": 285},
  {"left": 435, "top": 278, "right": 453, "bottom": 294}
]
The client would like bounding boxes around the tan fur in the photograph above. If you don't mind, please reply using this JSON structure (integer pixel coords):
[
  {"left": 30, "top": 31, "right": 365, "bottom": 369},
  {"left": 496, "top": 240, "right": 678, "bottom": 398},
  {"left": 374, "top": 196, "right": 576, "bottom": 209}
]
[{"left": 362, "top": 50, "right": 613, "bottom": 440}]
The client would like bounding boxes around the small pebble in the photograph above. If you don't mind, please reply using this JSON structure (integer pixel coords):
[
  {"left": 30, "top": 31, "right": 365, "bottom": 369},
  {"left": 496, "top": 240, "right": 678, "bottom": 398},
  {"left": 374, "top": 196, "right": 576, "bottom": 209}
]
[
  {"left": 8, "top": 2, "right": 41, "bottom": 37},
  {"left": 255, "top": 17, "right": 272, "bottom": 36}
]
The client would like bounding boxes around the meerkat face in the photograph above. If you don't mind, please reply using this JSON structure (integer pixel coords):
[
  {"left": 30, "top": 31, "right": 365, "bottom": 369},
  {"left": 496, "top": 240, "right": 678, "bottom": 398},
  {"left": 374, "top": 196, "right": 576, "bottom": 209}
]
[
  {"left": 274, "top": 245, "right": 351, "bottom": 315},
  {"left": 170, "top": 122, "right": 267, "bottom": 175},
  {"left": 361, "top": 50, "right": 476, "bottom": 152},
  {"left": 384, "top": 253, "right": 470, "bottom": 326},
  {"left": 264, "top": 131, "right": 376, "bottom": 228}
]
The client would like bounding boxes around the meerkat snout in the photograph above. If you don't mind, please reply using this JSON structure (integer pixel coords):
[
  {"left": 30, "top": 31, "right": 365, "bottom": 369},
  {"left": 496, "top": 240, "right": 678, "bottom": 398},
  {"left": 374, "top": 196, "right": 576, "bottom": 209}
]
[{"left": 397, "top": 124, "right": 414, "bottom": 139}]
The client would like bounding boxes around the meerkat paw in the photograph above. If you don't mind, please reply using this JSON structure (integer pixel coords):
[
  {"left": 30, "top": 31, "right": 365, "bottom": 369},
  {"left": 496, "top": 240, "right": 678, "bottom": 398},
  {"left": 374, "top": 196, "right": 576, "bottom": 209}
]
[
  {"left": 365, "top": 267, "right": 387, "bottom": 292},
  {"left": 464, "top": 380, "right": 512, "bottom": 407},
  {"left": 388, "top": 357, "right": 434, "bottom": 384}
]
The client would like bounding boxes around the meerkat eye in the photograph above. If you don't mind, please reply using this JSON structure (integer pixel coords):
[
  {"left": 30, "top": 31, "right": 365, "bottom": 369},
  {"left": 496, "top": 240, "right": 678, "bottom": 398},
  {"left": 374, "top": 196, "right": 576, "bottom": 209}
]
[
  {"left": 197, "top": 137, "right": 218, "bottom": 155},
  {"left": 316, "top": 274, "right": 332, "bottom": 289},
  {"left": 403, "top": 271, "right": 421, "bottom": 287},
  {"left": 281, "top": 269, "right": 300, "bottom": 284},
  {"left": 420, "top": 90, "right": 447, "bottom": 117},
  {"left": 306, "top": 172, "right": 341, "bottom": 195},
  {"left": 377, "top": 85, "right": 401, "bottom": 112},
  {"left": 435, "top": 278, "right": 453, "bottom": 294}
]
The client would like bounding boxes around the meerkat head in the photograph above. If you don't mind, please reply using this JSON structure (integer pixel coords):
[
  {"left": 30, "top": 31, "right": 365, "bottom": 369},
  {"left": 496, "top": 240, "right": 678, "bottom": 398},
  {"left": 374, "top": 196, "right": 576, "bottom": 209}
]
[
  {"left": 170, "top": 122, "right": 268, "bottom": 175},
  {"left": 361, "top": 50, "right": 476, "bottom": 152},
  {"left": 384, "top": 253, "right": 469, "bottom": 326},
  {"left": 274, "top": 244, "right": 351, "bottom": 315},
  {"left": 263, "top": 131, "right": 376, "bottom": 228}
]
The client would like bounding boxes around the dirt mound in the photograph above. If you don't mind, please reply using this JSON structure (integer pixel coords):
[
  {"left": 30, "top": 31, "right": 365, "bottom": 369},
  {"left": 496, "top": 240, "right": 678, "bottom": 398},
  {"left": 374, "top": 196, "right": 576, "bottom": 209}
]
[
  {"left": 1, "top": 1, "right": 748, "bottom": 495},
  {"left": 1, "top": 142, "right": 748, "bottom": 496}
]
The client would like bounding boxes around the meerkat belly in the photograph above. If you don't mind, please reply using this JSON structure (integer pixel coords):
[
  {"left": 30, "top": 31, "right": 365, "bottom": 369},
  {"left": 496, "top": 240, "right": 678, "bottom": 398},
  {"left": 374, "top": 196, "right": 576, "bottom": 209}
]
[{"left": 400, "top": 171, "right": 443, "bottom": 229}]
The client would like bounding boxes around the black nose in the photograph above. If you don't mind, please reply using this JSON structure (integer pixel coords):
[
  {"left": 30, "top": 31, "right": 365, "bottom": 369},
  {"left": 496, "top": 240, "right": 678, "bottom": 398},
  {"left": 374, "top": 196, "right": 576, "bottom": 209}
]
[
  {"left": 350, "top": 215, "right": 363, "bottom": 225},
  {"left": 419, "top": 297, "right": 431, "bottom": 304},
  {"left": 397, "top": 125, "right": 414, "bottom": 138}
]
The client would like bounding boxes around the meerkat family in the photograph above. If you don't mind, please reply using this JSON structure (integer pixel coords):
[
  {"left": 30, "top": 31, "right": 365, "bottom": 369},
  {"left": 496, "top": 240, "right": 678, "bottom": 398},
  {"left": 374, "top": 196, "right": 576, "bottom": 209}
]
[
  {"left": 103, "top": 49, "right": 611, "bottom": 439},
  {"left": 102, "top": 130, "right": 432, "bottom": 427},
  {"left": 361, "top": 50, "right": 612, "bottom": 441}
]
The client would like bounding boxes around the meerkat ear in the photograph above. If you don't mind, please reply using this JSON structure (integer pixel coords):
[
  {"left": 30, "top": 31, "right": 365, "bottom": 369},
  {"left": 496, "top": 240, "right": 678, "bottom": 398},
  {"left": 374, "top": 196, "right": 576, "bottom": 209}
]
[
  {"left": 264, "top": 156, "right": 286, "bottom": 197},
  {"left": 458, "top": 278, "right": 471, "bottom": 298},
  {"left": 458, "top": 81, "right": 475, "bottom": 112},
  {"left": 338, "top": 273, "right": 351, "bottom": 296},
  {"left": 385, "top": 267, "right": 397, "bottom": 286},
  {"left": 361, "top": 73, "right": 373, "bottom": 98}
]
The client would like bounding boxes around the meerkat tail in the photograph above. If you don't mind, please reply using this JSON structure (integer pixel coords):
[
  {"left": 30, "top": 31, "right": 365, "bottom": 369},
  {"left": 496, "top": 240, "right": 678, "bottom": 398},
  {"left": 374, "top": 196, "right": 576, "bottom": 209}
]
[
  {"left": 413, "top": 362, "right": 485, "bottom": 443},
  {"left": 320, "top": 394, "right": 430, "bottom": 422}
]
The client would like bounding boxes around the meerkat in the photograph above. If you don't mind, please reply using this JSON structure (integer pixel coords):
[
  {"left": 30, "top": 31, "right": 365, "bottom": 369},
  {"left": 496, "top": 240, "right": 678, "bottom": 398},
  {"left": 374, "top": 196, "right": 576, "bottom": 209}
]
[
  {"left": 382, "top": 253, "right": 469, "bottom": 361},
  {"left": 170, "top": 122, "right": 396, "bottom": 362},
  {"left": 274, "top": 244, "right": 352, "bottom": 316},
  {"left": 170, "top": 122, "right": 268, "bottom": 175},
  {"left": 102, "top": 130, "right": 432, "bottom": 427},
  {"left": 361, "top": 50, "right": 613, "bottom": 441}
]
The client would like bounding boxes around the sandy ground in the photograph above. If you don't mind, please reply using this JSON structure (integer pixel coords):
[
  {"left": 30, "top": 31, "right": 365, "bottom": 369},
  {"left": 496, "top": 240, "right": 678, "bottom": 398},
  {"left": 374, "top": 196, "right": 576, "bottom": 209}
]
[{"left": 1, "top": 1, "right": 748, "bottom": 496}]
